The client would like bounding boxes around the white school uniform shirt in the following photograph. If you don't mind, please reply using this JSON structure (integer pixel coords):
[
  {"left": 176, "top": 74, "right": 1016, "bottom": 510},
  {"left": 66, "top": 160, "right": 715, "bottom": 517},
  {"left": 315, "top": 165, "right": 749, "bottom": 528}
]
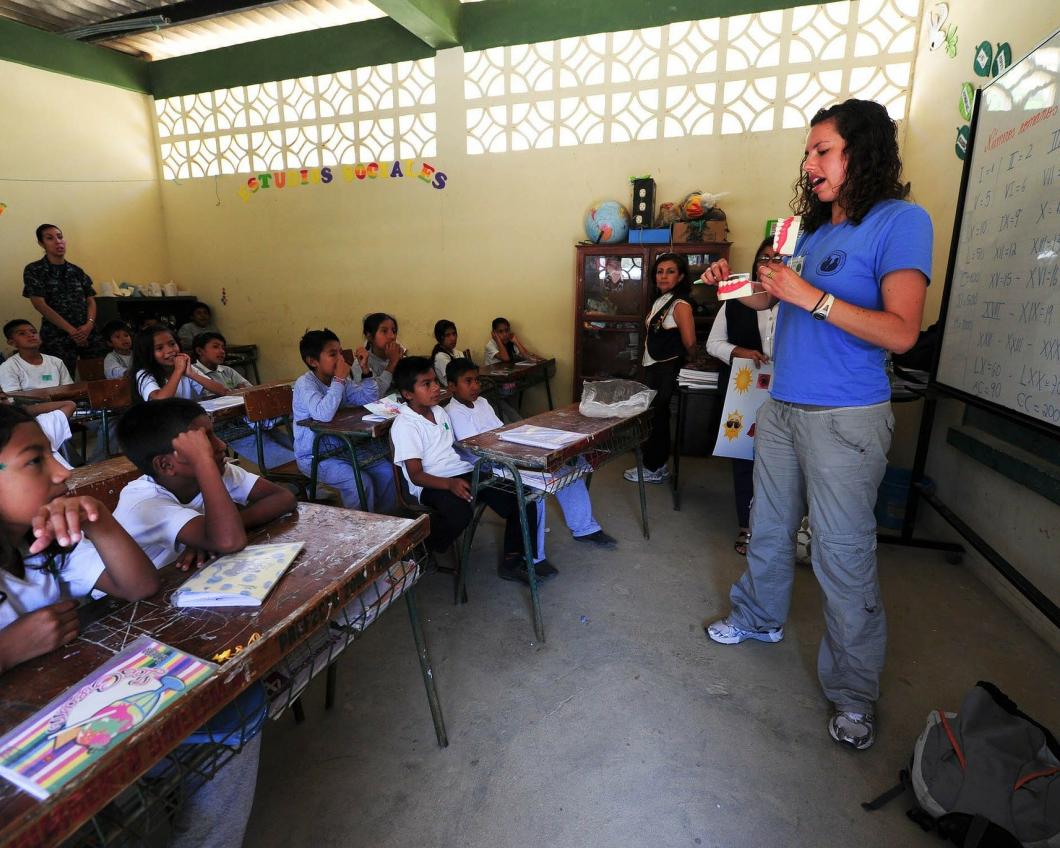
[
  {"left": 0, "top": 353, "right": 72, "bottom": 392},
  {"left": 705, "top": 302, "right": 779, "bottom": 363},
  {"left": 0, "top": 552, "right": 68, "bottom": 629},
  {"left": 193, "top": 361, "right": 252, "bottom": 391},
  {"left": 433, "top": 350, "right": 455, "bottom": 386},
  {"left": 447, "top": 396, "right": 503, "bottom": 441},
  {"left": 34, "top": 409, "right": 74, "bottom": 470},
  {"left": 390, "top": 403, "right": 473, "bottom": 500},
  {"left": 103, "top": 351, "right": 133, "bottom": 379},
  {"left": 136, "top": 369, "right": 205, "bottom": 401},
  {"left": 61, "top": 461, "right": 260, "bottom": 598}
]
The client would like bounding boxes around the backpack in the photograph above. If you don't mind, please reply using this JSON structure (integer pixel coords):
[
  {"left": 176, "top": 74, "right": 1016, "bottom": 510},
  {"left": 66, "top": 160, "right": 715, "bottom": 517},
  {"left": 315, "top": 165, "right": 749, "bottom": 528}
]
[{"left": 863, "top": 682, "right": 1060, "bottom": 847}]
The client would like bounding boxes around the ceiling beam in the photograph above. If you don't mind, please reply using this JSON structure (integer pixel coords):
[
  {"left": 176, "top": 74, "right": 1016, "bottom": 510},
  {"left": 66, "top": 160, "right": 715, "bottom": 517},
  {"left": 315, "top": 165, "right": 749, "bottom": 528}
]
[{"left": 368, "top": 0, "right": 461, "bottom": 49}]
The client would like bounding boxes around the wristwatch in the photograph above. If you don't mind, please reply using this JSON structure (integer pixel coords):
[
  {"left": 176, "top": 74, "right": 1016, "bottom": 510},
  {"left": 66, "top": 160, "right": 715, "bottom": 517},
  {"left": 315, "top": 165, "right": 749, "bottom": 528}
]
[{"left": 812, "top": 292, "right": 836, "bottom": 321}]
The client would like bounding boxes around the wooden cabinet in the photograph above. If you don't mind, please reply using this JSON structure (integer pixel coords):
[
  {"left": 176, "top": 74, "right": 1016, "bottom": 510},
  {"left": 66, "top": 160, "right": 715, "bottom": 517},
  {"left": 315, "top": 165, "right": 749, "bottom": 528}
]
[{"left": 573, "top": 241, "right": 730, "bottom": 397}]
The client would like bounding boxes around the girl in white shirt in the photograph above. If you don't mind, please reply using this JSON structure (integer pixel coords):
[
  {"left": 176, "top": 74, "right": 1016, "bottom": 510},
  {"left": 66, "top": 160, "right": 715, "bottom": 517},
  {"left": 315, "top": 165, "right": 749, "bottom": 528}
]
[
  {"left": 0, "top": 405, "right": 158, "bottom": 673},
  {"left": 431, "top": 319, "right": 460, "bottom": 385},
  {"left": 131, "top": 326, "right": 228, "bottom": 402}
]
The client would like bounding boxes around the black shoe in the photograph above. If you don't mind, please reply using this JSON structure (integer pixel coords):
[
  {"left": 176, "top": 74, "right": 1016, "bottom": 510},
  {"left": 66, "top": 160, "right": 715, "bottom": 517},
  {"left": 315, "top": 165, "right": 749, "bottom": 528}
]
[
  {"left": 498, "top": 556, "right": 531, "bottom": 585},
  {"left": 573, "top": 530, "right": 617, "bottom": 549},
  {"left": 532, "top": 559, "right": 559, "bottom": 579}
]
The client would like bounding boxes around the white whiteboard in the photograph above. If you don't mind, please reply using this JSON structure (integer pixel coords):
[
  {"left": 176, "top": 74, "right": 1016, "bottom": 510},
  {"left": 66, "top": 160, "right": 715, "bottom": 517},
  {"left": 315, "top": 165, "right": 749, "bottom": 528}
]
[{"left": 935, "top": 29, "right": 1060, "bottom": 431}]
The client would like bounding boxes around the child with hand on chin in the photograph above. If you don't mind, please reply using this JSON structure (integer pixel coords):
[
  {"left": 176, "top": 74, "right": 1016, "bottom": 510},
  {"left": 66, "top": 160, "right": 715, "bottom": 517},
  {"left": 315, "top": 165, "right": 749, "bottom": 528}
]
[
  {"left": 390, "top": 357, "right": 557, "bottom": 584},
  {"left": 0, "top": 404, "right": 159, "bottom": 674},
  {"left": 131, "top": 326, "right": 229, "bottom": 402},
  {"left": 483, "top": 317, "right": 539, "bottom": 365},
  {"left": 291, "top": 329, "right": 396, "bottom": 512}
]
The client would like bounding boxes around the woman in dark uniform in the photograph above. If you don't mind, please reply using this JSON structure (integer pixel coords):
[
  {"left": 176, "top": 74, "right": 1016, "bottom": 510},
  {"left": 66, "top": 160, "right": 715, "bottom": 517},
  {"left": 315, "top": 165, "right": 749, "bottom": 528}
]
[{"left": 22, "top": 224, "right": 104, "bottom": 375}]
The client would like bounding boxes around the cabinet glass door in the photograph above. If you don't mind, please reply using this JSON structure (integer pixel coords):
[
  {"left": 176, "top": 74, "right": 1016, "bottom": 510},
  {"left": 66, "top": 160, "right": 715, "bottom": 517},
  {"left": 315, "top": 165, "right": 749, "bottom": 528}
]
[
  {"left": 578, "top": 320, "right": 642, "bottom": 382},
  {"left": 581, "top": 253, "right": 644, "bottom": 318}
]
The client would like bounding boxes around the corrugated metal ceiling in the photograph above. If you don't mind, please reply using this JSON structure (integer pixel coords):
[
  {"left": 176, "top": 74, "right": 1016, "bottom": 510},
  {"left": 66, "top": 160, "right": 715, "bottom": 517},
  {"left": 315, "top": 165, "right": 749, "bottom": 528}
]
[{"left": 0, "top": 0, "right": 485, "bottom": 60}]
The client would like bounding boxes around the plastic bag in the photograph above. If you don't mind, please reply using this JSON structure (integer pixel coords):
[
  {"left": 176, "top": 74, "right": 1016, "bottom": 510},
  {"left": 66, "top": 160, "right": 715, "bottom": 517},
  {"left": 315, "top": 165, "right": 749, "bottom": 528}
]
[{"left": 579, "top": 380, "right": 656, "bottom": 418}]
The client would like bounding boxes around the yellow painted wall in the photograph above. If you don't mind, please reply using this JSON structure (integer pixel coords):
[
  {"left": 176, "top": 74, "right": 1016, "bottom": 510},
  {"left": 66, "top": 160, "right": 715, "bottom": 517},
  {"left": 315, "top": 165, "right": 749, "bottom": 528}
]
[
  {"left": 900, "top": 4, "right": 1060, "bottom": 648},
  {"left": 0, "top": 59, "right": 169, "bottom": 340},
  {"left": 159, "top": 47, "right": 812, "bottom": 404}
]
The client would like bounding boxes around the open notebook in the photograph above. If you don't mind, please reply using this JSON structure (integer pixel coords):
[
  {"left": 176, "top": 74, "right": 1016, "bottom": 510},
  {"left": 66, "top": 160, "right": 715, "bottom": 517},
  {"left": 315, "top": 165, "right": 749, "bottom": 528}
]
[{"left": 171, "top": 542, "right": 304, "bottom": 608}]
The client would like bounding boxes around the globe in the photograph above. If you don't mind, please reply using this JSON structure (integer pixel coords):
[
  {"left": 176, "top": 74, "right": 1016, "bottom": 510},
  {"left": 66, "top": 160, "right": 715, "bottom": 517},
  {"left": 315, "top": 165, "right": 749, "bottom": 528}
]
[{"left": 584, "top": 200, "right": 630, "bottom": 244}]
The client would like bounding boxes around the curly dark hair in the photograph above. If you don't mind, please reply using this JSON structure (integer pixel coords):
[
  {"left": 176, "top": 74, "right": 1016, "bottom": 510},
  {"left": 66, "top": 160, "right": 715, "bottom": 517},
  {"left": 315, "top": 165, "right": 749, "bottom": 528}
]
[{"left": 791, "top": 99, "right": 909, "bottom": 232}]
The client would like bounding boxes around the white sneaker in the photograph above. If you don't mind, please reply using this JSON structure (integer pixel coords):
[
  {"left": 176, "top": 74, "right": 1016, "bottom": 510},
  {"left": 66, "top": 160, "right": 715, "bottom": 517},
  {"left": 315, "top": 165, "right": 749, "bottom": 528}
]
[
  {"left": 623, "top": 465, "right": 671, "bottom": 484},
  {"left": 705, "top": 617, "right": 784, "bottom": 645}
]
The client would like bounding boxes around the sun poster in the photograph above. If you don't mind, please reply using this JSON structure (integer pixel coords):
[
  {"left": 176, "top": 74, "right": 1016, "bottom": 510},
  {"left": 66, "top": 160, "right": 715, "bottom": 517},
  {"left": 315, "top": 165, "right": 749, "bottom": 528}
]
[
  {"left": 712, "top": 357, "right": 774, "bottom": 461},
  {"left": 0, "top": 637, "right": 214, "bottom": 800}
]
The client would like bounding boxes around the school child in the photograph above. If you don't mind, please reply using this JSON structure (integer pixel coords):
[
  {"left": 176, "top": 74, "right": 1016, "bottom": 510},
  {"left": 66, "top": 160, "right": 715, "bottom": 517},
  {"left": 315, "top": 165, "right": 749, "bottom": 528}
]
[
  {"left": 0, "top": 404, "right": 159, "bottom": 673},
  {"left": 483, "top": 316, "right": 539, "bottom": 365},
  {"left": 390, "top": 357, "right": 557, "bottom": 584},
  {"left": 292, "top": 329, "right": 396, "bottom": 512},
  {"left": 362, "top": 312, "right": 404, "bottom": 395},
  {"left": 445, "top": 358, "right": 617, "bottom": 552},
  {"left": 131, "top": 326, "right": 228, "bottom": 402},
  {"left": 192, "top": 332, "right": 253, "bottom": 390},
  {"left": 0, "top": 319, "right": 72, "bottom": 392},
  {"left": 177, "top": 301, "right": 220, "bottom": 351},
  {"left": 102, "top": 319, "right": 134, "bottom": 379},
  {"left": 431, "top": 319, "right": 460, "bottom": 386},
  {"left": 60, "top": 398, "right": 288, "bottom": 848},
  {"left": 62, "top": 398, "right": 296, "bottom": 594}
]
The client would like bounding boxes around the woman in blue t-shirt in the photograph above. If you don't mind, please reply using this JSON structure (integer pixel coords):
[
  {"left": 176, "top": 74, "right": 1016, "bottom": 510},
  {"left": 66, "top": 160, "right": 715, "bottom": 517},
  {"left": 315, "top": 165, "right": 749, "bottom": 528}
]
[{"left": 701, "top": 99, "right": 932, "bottom": 752}]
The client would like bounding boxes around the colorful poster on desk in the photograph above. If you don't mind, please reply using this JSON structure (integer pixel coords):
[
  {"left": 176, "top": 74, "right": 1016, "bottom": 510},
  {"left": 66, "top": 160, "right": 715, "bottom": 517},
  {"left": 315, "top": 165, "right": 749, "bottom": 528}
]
[
  {"left": 0, "top": 637, "right": 214, "bottom": 800},
  {"left": 712, "top": 357, "right": 774, "bottom": 461}
]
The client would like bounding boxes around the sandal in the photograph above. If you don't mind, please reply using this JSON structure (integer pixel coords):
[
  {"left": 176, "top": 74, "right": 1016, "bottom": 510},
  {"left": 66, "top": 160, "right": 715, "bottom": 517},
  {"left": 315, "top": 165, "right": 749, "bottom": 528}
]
[{"left": 734, "top": 529, "right": 751, "bottom": 556}]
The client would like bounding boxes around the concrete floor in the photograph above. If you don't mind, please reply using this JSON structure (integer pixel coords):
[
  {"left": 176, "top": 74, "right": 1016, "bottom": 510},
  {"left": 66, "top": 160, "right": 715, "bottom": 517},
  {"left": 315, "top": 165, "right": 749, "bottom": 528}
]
[{"left": 245, "top": 457, "right": 1060, "bottom": 848}]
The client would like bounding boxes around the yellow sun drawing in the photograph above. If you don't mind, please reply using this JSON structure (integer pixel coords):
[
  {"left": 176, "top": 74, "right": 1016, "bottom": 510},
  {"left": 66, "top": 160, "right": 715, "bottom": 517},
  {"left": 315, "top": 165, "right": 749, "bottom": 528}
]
[
  {"left": 723, "top": 410, "right": 745, "bottom": 442},
  {"left": 733, "top": 366, "right": 754, "bottom": 394}
]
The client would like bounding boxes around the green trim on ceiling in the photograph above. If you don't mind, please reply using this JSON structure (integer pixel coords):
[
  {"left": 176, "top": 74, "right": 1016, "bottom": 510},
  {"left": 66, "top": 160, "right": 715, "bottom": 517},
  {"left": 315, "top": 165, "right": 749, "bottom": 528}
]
[
  {"left": 0, "top": 17, "right": 150, "bottom": 93},
  {"left": 149, "top": 17, "right": 435, "bottom": 99},
  {"left": 370, "top": 0, "right": 462, "bottom": 49},
  {"left": 460, "top": 0, "right": 819, "bottom": 50}
]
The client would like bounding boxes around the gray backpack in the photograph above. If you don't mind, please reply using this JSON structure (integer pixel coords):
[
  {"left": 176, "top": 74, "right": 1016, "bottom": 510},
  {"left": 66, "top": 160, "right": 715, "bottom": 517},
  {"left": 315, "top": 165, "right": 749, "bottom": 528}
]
[{"left": 863, "top": 682, "right": 1060, "bottom": 847}]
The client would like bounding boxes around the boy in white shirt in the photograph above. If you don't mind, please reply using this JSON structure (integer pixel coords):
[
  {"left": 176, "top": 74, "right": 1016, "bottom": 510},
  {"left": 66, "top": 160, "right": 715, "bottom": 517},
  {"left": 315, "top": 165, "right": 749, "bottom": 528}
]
[
  {"left": 0, "top": 319, "right": 72, "bottom": 391},
  {"left": 101, "top": 319, "right": 134, "bottom": 379},
  {"left": 61, "top": 397, "right": 297, "bottom": 597},
  {"left": 192, "top": 332, "right": 253, "bottom": 390},
  {"left": 390, "top": 357, "right": 556, "bottom": 584},
  {"left": 445, "top": 358, "right": 616, "bottom": 551}
]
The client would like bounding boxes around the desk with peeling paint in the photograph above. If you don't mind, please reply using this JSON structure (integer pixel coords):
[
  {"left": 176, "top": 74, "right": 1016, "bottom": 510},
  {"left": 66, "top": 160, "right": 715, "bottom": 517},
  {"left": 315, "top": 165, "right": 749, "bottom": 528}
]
[
  {"left": 0, "top": 504, "right": 440, "bottom": 848},
  {"left": 456, "top": 403, "right": 652, "bottom": 641}
]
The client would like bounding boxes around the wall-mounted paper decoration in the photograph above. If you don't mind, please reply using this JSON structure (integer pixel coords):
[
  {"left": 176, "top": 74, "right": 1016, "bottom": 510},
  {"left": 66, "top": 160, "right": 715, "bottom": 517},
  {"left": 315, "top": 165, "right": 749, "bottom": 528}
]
[
  {"left": 991, "top": 43, "right": 1012, "bottom": 77},
  {"left": 955, "top": 124, "right": 970, "bottom": 160},
  {"left": 959, "top": 82, "right": 975, "bottom": 121},
  {"left": 235, "top": 161, "right": 447, "bottom": 203},
  {"left": 945, "top": 26, "right": 959, "bottom": 58},
  {"left": 927, "top": 3, "right": 949, "bottom": 50},
  {"left": 973, "top": 40, "right": 993, "bottom": 77}
]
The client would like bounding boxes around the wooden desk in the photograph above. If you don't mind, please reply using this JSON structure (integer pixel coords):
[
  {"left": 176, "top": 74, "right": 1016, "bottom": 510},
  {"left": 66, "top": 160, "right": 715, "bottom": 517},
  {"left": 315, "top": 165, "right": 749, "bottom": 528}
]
[
  {"left": 479, "top": 358, "right": 556, "bottom": 410},
  {"left": 0, "top": 505, "right": 441, "bottom": 848},
  {"left": 298, "top": 407, "right": 393, "bottom": 507},
  {"left": 456, "top": 403, "right": 651, "bottom": 641},
  {"left": 5, "top": 382, "right": 91, "bottom": 404},
  {"left": 65, "top": 456, "right": 140, "bottom": 510}
]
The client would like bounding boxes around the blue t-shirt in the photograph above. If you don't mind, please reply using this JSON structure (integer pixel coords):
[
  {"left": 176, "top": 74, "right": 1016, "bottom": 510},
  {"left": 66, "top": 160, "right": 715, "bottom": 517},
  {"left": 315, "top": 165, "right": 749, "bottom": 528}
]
[{"left": 771, "top": 199, "right": 933, "bottom": 406}]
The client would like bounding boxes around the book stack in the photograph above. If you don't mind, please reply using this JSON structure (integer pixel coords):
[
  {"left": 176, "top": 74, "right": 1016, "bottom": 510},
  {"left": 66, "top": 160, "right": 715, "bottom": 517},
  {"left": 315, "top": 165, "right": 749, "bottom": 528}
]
[{"left": 678, "top": 367, "right": 719, "bottom": 390}]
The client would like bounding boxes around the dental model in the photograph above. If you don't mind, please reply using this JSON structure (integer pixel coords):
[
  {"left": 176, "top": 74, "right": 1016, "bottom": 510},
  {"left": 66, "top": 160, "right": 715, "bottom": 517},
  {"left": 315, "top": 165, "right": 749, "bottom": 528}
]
[
  {"left": 773, "top": 214, "right": 802, "bottom": 256},
  {"left": 717, "top": 273, "right": 755, "bottom": 300}
]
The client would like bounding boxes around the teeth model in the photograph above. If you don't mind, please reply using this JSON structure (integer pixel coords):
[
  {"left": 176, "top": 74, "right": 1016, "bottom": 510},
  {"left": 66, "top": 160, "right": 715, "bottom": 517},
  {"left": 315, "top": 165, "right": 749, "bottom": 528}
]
[
  {"left": 773, "top": 214, "right": 802, "bottom": 256},
  {"left": 717, "top": 273, "right": 755, "bottom": 300}
]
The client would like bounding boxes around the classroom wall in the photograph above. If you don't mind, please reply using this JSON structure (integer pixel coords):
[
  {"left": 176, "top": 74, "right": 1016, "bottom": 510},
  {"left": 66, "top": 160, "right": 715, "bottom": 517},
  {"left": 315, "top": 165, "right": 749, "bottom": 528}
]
[
  {"left": 157, "top": 46, "right": 812, "bottom": 401},
  {"left": 0, "top": 60, "right": 170, "bottom": 335},
  {"left": 900, "top": 4, "right": 1060, "bottom": 649}
]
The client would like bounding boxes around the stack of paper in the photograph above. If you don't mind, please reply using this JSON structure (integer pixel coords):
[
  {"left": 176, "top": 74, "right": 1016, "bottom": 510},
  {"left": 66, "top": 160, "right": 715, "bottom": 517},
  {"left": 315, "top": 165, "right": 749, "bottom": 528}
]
[
  {"left": 678, "top": 368, "right": 720, "bottom": 389},
  {"left": 200, "top": 395, "right": 245, "bottom": 413},
  {"left": 498, "top": 425, "right": 584, "bottom": 450}
]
